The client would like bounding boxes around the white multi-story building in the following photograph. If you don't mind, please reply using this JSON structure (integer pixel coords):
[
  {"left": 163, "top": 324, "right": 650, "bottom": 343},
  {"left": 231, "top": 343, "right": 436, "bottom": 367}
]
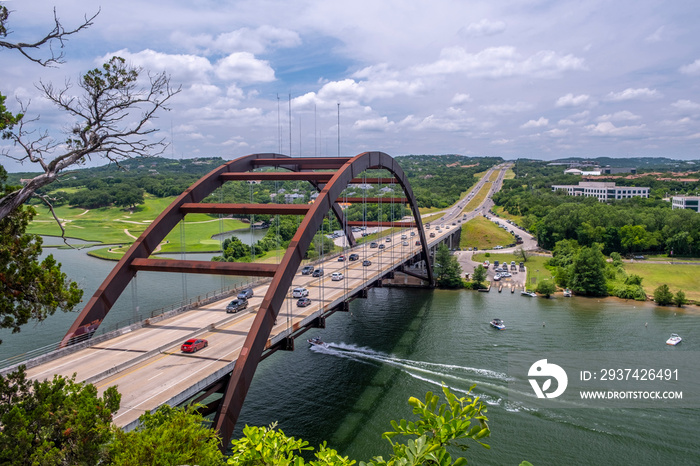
[
  {"left": 551, "top": 182, "right": 649, "bottom": 201},
  {"left": 671, "top": 196, "right": 700, "bottom": 212}
]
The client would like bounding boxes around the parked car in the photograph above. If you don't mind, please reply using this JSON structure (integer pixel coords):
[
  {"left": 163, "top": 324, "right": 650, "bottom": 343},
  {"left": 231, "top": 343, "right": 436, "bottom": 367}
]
[
  {"left": 301, "top": 265, "right": 314, "bottom": 275},
  {"left": 331, "top": 272, "right": 344, "bottom": 281},
  {"left": 181, "top": 338, "right": 208, "bottom": 353},
  {"left": 226, "top": 299, "right": 247, "bottom": 313},
  {"left": 237, "top": 288, "right": 254, "bottom": 299},
  {"left": 349, "top": 253, "right": 359, "bottom": 261},
  {"left": 297, "top": 297, "right": 312, "bottom": 307},
  {"left": 337, "top": 255, "right": 345, "bottom": 261},
  {"left": 362, "top": 260, "right": 372, "bottom": 266},
  {"left": 312, "top": 268, "right": 324, "bottom": 277},
  {"left": 494, "top": 245, "right": 503, "bottom": 249},
  {"left": 292, "top": 287, "right": 308, "bottom": 298}
]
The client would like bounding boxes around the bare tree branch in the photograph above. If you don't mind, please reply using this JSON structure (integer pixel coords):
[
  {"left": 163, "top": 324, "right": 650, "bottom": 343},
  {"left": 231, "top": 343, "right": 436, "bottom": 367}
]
[
  {"left": 0, "top": 7, "right": 99, "bottom": 66},
  {"left": 0, "top": 57, "right": 181, "bottom": 220},
  {"left": 34, "top": 192, "right": 73, "bottom": 247}
]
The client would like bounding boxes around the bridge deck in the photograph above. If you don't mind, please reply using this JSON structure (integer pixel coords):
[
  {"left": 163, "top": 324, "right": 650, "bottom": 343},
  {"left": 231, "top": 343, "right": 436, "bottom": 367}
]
[{"left": 25, "top": 223, "right": 460, "bottom": 430}]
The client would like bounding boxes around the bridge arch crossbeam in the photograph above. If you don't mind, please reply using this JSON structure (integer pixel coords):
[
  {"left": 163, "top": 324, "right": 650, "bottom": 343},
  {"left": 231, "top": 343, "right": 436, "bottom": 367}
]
[
  {"left": 212, "top": 151, "right": 433, "bottom": 443},
  {"left": 60, "top": 153, "right": 352, "bottom": 347}
]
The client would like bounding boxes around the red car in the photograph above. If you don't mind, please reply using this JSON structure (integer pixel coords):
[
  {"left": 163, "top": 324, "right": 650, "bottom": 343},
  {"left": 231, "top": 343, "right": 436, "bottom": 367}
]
[{"left": 181, "top": 338, "right": 208, "bottom": 353}]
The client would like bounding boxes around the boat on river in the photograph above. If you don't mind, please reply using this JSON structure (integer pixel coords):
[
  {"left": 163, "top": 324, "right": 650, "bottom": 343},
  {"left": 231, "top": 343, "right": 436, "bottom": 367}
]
[
  {"left": 521, "top": 290, "right": 537, "bottom": 297},
  {"left": 307, "top": 337, "right": 328, "bottom": 348},
  {"left": 490, "top": 318, "right": 506, "bottom": 330},
  {"left": 666, "top": 334, "right": 682, "bottom": 346},
  {"left": 563, "top": 289, "right": 572, "bottom": 297}
]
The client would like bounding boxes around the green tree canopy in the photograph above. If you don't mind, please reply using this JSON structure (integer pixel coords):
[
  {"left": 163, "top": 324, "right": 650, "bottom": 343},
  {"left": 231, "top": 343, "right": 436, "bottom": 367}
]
[
  {"left": 570, "top": 245, "right": 607, "bottom": 296},
  {"left": 535, "top": 280, "right": 557, "bottom": 298},
  {"left": 653, "top": 284, "right": 674, "bottom": 306},
  {"left": 471, "top": 265, "right": 487, "bottom": 288},
  {"left": 435, "top": 243, "right": 463, "bottom": 288}
]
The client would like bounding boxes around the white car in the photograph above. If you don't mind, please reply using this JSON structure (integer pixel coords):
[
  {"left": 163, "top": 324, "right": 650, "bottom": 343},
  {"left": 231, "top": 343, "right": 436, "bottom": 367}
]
[
  {"left": 494, "top": 245, "right": 504, "bottom": 249},
  {"left": 331, "top": 272, "right": 344, "bottom": 281},
  {"left": 292, "top": 287, "right": 308, "bottom": 298}
]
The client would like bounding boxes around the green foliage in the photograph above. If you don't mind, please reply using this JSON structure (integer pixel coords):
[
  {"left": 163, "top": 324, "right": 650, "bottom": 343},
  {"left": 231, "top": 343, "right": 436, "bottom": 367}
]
[
  {"left": 471, "top": 265, "right": 487, "bottom": 288},
  {"left": 363, "top": 385, "right": 490, "bottom": 466},
  {"left": 610, "top": 252, "right": 622, "bottom": 267},
  {"left": 0, "top": 177, "right": 83, "bottom": 337},
  {"left": 535, "top": 280, "right": 557, "bottom": 298},
  {"left": 110, "top": 404, "right": 224, "bottom": 466},
  {"left": 653, "top": 284, "right": 674, "bottom": 306},
  {"left": 435, "top": 244, "right": 464, "bottom": 288},
  {"left": 673, "top": 290, "right": 687, "bottom": 307},
  {"left": 570, "top": 245, "right": 607, "bottom": 296},
  {"left": 0, "top": 367, "right": 120, "bottom": 466}
]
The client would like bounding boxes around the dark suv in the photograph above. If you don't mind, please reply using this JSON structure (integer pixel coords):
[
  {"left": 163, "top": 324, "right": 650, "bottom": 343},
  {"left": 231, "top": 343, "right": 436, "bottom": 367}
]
[
  {"left": 349, "top": 253, "right": 360, "bottom": 261},
  {"left": 312, "top": 268, "right": 324, "bottom": 277},
  {"left": 226, "top": 299, "right": 247, "bottom": 313}
]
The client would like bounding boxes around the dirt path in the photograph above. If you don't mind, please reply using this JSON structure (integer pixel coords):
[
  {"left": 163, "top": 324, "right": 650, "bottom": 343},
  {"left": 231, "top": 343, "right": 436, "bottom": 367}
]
[{"left": 123, "top": 229, "right": 138, "bottom": 240}]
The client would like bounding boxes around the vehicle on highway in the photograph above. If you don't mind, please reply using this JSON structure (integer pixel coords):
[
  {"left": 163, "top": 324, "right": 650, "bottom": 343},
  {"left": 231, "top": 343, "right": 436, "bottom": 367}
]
[
  {"left": 226, "top": 299, "right": 247, "bottom": 313},
  {"left": 181, "top": 338, "right": 208, "bottom": 353},
  {"left": 237, "top": 288, "right": 254, "bottom": 299},
  {"left": 410, "top": 231, "right": 416, "bottom": 236},
  {"left": 385, "top": 237, "right": 391, "bottom": 242},
  {"left": 337, "top": 255, "right": 345, "bottom": 261},
  {"left": 378, "top": 244, "right": 385, "bottom": 249},
  {"left": 402, "top": 241, "right": 409, "bottom": 246},
  {"left": 301, "top": 265, "right": 314, "bottom": 275},
  {"left": 415, "top": 240, "right": 421, "bottom": 246},
  {"left": 362, "top": 260, "right": 372, "bottom": 266},
  {"left": 401, "top": 234, "right": 408, "bottom": 239},
  {"left": 312, "top": 268, "right": 324, "bottom": 277},
  {"left": 331, "top": 272, "right": 344, "bottom": 281},
  {"left": 292, "top": 287, "right": 309, "bottom": 298},
  {"left": 370, "top": 242, "right": 378, "bottom": 248},
  {"left": 494, "top": 245, "right": 504, "bottom": 249},
  {"left": 297, "top": 297, "right": 312, "bottom": 307},
  {"left": 349, "top": 253, "right": 359, "bottom": 261},
  {"left": 430, "top": 232, "right": 436, "bottom": 238}
]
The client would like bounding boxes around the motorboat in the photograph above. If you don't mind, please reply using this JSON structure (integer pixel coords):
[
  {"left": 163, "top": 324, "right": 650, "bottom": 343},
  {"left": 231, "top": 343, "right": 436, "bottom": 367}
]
[
  {"left": 563, "top": 289, "right": 572, "bottom": 297},
  {"left": 666, "top": 334, "right": 682, "bottom": 346},
  {"left": 490, "top": 318, "right": 506, "bottom": 330},
  {"left": 521, "top": 290, "right": 537, "bottom": 297},
  {"left": 307, "top": 337, "right": 328, "bottom": 348}
]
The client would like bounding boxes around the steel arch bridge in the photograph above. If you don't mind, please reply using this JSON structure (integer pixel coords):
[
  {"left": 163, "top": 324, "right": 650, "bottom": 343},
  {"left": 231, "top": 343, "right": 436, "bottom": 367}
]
[{"left": 62, "top": 151, "right": 434, "bottom": 443}]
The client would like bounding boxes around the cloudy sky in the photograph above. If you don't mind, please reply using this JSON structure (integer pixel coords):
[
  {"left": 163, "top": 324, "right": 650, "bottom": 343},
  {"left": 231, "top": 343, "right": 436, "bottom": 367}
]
[{"left": 2, "top": 0, "right": 700, "bottom": 171}]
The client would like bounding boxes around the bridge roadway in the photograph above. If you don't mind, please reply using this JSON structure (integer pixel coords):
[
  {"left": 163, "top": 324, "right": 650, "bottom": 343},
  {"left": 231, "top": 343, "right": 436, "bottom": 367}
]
[{"left": 25, "top": 164, "right": 508, "bottom": 431}]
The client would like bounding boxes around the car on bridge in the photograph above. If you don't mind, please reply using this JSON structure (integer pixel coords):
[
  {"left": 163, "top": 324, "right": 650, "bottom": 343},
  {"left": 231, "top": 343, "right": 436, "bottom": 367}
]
[
  {"left": 370, "top": 242, "right": 378, "bottom": 248},
  {"left": 226, "top": 299, "right": 247, "bottom": 313},
  {"left": 297, "top": 297, "right": 312, "bottom": 307},
  {"left": 349, "top": 253, "right": 359, "bottom": 261},
  {"left": 237, "top": 288, "right": 254, "bottom": 299},
  {"left": 181, "top": 338, "right": 208, "bottom": 353},
  {"left": 337, "top": 255, "right": 345, "bottom": 261},
  {"left": 402, "top": 241, "right": 409, "bottom": 246},
  {"left": 292, "top": 287, "right": 309, "bottom": 298},
  {"left": 378, "top": 244, "right": 385, "bottom": 249},
  {"left": 301, "top": 265, "right": 314, "bottom": 275},
  {"left": 312, "top": 268, "right": 324, "bottom": 277},
  {"left": 331, "top": 272, "right": 344, "bottom": 281},
  {"left": 430, "top": 232, "right": 436, "bottom": 238},
  {"left": 385, "top": 237, "right": 391, "bottom": 242},
  {"left": 362, "top": 260, "right": 372, "bottom": 266}
]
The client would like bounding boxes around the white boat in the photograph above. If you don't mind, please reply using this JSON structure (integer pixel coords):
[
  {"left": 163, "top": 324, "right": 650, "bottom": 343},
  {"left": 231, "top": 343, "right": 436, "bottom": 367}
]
[
  {"left": 521, "top": 290, "right": 537, "bottom": 297},
  {"left": 490, "top": 318, "right": 506, "bottom": 330},
  {"left": 563, "top": 289, "right": 572, "bottom": 297},
  {"left": 666, "top": 334, "right": 682, "bottom": 346},
  {"left": 307, "top": 337, "right": 328, "bottom": 348}
]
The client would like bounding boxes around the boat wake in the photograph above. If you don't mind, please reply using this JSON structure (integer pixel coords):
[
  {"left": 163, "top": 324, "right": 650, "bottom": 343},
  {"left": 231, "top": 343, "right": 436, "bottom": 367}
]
[{"left": 311, "top": 342, "right": 528, "bottom": 410}]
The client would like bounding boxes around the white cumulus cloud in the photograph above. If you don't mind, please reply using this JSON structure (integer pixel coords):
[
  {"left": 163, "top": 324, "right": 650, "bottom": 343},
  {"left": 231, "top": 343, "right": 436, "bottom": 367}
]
[
  {"left": 215, "top": 52, "right": 275, "bottom": 83},
  {"left": 462, "top": 19, "right": 506, "bottom": 37},
  {"left": 556, "top": 93, "right": 590, "bottom": 107},
  {"left": 585, "top": 121, "right": 646, "bottom": 136},
  {"left": 679, "top": 59, "right": 700, "bottom": 75},
  {"left": 451, "top": 93, "right": 472, "bottom": 105},
  {"left": 671, "top": 100, "right": 700, "bottom": 111},
  {"left": 102, "top": 49, "right": 213, "bottom": 84},
  {"left": 606, "top": 88, "right": 660, "bottom": 101},
  {"left": 521, "top": 117, "right": 549, "bottom": 128},
  {"left": 597, "top": 110, "right": 641, "bottom": 122}
]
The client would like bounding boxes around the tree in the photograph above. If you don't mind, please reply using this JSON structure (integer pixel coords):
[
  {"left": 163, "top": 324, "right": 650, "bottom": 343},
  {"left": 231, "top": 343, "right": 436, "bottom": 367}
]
[
  {"left": 535, "top": 280, "right": 556, "bottom": 298},
  {"left": 228, "top": 385, "right": 490, "bottom": 466},
  {"left": 653, "top": 284, "right": 674, "bottom": 306},
  {"left": 673, "top": 290, "right": 687, "bottom": 308},
  {"left": 1, "top": 55, "right": 180, "bottom": 219},
  {"left": 471, "top": 265, "right": 487, "bottom": 289},
  {"left": 110, "top": 405, "right": 224, "bottom": 466},
  {"left": 570, "top": 245, "right": 607, "bottom": 296},
  {"left": 435, "top": 243, "right": 463, "bottom": 288},
  {"left": 0, "top": 366, "right": 120, "bottom": 465},
  {"left": 515, "top": 247, "right": 529, "bottom": 263},
  {"left": 0, "top": 177, "right": 83, "bottom": 338}
]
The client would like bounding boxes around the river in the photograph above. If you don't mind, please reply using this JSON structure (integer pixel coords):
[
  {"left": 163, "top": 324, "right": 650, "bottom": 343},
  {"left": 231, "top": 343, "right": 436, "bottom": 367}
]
[{"left": 1, "top": 242, "right": 698, "bottom": 465}]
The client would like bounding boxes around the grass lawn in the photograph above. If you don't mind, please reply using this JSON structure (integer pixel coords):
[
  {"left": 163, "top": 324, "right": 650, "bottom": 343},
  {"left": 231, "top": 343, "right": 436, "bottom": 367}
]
[
  {"left": 504, "top": 168, "right": 515, "bottom": 179},
  {"left": 28, "top": 194, "right": 249, "bottom": 254},
  {"left": 624, "top": 262, "right": 700, "bottom": 302},
  {"left": 459, "top": 216, "right": 513, "bottom": 250}
]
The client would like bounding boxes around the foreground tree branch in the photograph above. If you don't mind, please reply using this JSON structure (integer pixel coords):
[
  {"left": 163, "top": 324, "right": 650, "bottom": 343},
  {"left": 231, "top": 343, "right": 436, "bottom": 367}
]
[
  {"left": 0, "top": 56, "right": 181, "bottom": 220},
  {"left": 0, "top": 6, "right": 99, "bottom": 66}
]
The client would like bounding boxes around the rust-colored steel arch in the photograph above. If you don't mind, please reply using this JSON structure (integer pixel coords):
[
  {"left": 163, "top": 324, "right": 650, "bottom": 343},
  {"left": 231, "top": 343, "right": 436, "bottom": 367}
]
[
  {"left": 212, "top": 151, "right": 433, "bottom": 443},
  {"left": 60, "top": 153, "right": 353, "bottom": 347}
]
